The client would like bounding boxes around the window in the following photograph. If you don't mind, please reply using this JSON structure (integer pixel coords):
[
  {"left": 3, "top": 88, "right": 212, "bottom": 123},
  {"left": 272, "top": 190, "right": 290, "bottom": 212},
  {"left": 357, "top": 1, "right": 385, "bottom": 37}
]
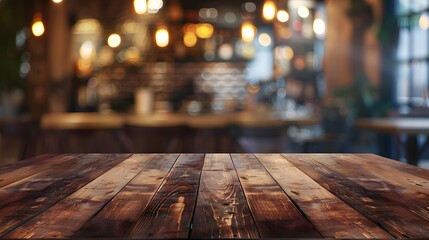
[{"left": 396, "top": 0, "right": 429, "bottom": 106}]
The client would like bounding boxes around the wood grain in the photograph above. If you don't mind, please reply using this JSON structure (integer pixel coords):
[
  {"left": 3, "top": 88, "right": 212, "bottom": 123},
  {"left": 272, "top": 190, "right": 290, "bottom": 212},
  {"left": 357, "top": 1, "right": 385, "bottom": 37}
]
[
  {"left": 191, "top": 154, "right": 259, "bottom": 239},
  {"left": 255, "top": 154, "right": 392, "bottom": 239},
  {"left": 231, "top": 154, "right": 322, "bottom": 238},
  {"left": 326, "top": 154, "right": 429, "bottom": 221},
  {"left": 356, "top": 154, "right": 429, "bottom": 181},
  {"left": 285, "top": 154, "right": 429, "bottom": 238},
  {"left": 0, "top": 154, "right": 131, "bottom": 236},
  {"left": 74, "top": 154, "right": 179, "bottom": 238},
  {"left": 4, "top": 154, "right": 156, "bottom": 238},
  {"left": 0, "top": 154, "right": 80, "bottom": 188},
  {"left": 128, "top": 154, "right": 204, "bottom": 239},
  {"left": 0, "top": 154, "right": 57, "bottom": 175}
]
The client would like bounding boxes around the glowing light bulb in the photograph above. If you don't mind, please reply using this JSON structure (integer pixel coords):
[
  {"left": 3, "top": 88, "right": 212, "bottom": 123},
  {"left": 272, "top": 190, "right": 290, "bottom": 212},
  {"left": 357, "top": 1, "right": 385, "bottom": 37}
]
[
  {"left": 262, "top": 0, "right": 276, "bottom": 21},
  {"left": 277, "top": 10, "right": 289, "bottom": 23},
  {"left": 32, "top": 18, "right": 45, "bottom": 37},
  {"left": 298, "top": 6, "right": 310, "bottom": 18},
  {"left": 241, "top": 22, "right": 256, "bottom": 43},
  {"left": 155, "top": 27, "right": 169, "bottom": 47},
  {"left": 134, "top": 0, "right": 147, "bottom": 14},
  {"left": 195, "top": 23, "right": 214, "bottom": 39},
  {"left": 419, "top": 13, "right": 429, "bottom": 30},
  {"left": 79, "top": 41, "right": 94, "bottom": 59},
  {"left": 148, "top": 0, "right": 163, "bottom": 13},
  {"left": 52, "top": 0, "right": 63, "bottom": 3},
  {"left": 258, "top": 33, "right": 271, "bottom": 47},
  {"left": 313, "top": 18, "right": 326, "bottom": 36},
  {"left": 184, "top": 32, "right": 197, "bottom": 47},
  {"left": 107, "top": 34, "right": 121, "bottom": 48}
]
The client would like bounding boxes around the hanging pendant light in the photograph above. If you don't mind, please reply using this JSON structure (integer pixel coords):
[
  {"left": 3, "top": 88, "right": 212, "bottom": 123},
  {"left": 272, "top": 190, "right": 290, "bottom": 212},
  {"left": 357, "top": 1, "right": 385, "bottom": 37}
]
[
  {"left": 241, "top": 21, "right": 256, "bottom": 43},
  {"left": 32, "top": 13, "right": 45, "bottom": 37},
  {"left": 262, "top": 0, "right": 276, "bottom": 22},
  {"left": 134, "top": 0, "right": 147, "bottom": 14},
  {"left": 155, "top": 27, "right": 169, "bottom": 47}
]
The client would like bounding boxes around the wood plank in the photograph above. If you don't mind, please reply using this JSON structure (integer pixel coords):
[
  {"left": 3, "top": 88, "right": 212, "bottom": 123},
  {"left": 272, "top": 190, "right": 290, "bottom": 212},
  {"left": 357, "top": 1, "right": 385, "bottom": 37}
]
[
  {"left": 4, "top": 154, "right": 156, "bottom": 239},
  {"left": 0, "top": 154, "right": 57, "bottom": 175},
  {"left": 356, "top": 154, "right": 429, "bottom": 181},
  {"left": 285, "top": 154, "right": 429, "bottom": 239},
  {"left": 202, "top": 153, "right": 235, "bottom": 171},
  {"left": 230, "top": 154, "right": 321, "bottom": 238},
  {"left": 0, "top": 154, "right": 118, "bottom": 207},
  {"left": 340, "top": 154, "right": 429, "bottom": 193},
  {"left": 255, "top": 154, "right": 392, "bottom": 239},
  {"left": 321, "top": 154, "right": 429, "bottom": 222},
  {"left": 0, "top": 154, "right": 131, "bottom": 236},
  {"left": 191, "top": 154, "right": 259, "bottom": 239},
  {"left": 73, "top": 154, "right": 179, "bottom": 238},
  {"left": 0, "top": 154, "right": 80, "bottom": 188},
  {"left": 128, "top": 154, "right": 204, "bottom": 239}
]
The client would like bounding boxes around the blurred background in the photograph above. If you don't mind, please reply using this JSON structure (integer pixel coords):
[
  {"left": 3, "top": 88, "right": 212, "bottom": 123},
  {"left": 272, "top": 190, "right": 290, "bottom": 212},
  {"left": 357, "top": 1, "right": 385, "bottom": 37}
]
[{"left": 0, "top": 0, "right": 428, "bottom": 168}]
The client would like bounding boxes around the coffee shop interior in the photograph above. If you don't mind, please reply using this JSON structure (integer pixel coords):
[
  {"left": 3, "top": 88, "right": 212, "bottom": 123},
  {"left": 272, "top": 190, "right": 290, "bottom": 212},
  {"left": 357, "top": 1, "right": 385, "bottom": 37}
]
[{"left": 0, "top": 0, "right": 428, "bottom": 168}]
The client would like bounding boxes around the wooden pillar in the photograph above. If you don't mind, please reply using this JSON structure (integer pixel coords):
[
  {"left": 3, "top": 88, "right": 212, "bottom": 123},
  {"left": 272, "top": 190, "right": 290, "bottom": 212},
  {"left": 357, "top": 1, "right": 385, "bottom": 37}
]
[
  {"left": 324, "top": 0, "right": 353, "bottom": 99},
  {"left": 47, "top": 1, "right": 73, "bottom": 113}
]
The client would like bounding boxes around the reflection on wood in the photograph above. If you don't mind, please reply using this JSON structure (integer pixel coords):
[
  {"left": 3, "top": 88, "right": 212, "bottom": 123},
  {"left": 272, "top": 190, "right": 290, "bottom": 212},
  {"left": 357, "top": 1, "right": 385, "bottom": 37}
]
[
  {"left": 0, "top": 153, "right": 427, "bottom": 239},
  {"left": 285, "top": 154, "right": 429, "bottom": 238},
  {"left": 128, "top": 154, "right": 204, "bottom": 239},
  {"left": 255, "top": 154, "right": 392, "bottom": 238},
  {"left": 231, "top": 154, "right": 322, "bottom": 238},
  {"left": 191, "top": 154, "right": 259, "bottom": 238}
]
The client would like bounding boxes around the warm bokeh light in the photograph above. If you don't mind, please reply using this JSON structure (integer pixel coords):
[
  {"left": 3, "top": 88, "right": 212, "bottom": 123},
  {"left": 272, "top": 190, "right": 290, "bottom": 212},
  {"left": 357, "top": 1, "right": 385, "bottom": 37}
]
[
  {"left": 419, "top": 13, "right": 429, "bottom": 30},
  {"left": 241, "top": 22, "right": 256, "bottom": 43},
  {"left": 275, "top": 46, "right": 294, "bottom": 60},
  {"left": 218, "top": 43, "right": 234, "bottom": 60},
  {"left": 184, "top": 32, "right": 197, "bottom": 47},
  {"left": 262, "top": 0, "right": 276, "bottom": 21},
  {"left": 298, "top": 6, "right": 310, "bottom": 18},
  {"left": 284, "top": 46, "right": 294, "bottom": 60},
  {"left": 52, "top": 0, "right": 63, "bottom": 3},
  {"left": 148, "top": 0, "right": 163, "bottom": 13},
  {"left": 134, "top": 0, "right": 147, "bottom": 14},
  {"left": 196, "top": 23, "right": 214, "bottom": 39},
  {"left": 313, "top": 18, "right": 326, "bottom": 36},
  {"left": 258, "top": 33, "right": 272, "bottom": 47},
  {"left": 155, "top": 27, "right": 169, "bottom": 47},
  {"left": 79, "top": 41, "right": 94, "bottom": 59},
  {"left": 32, "top": 19, "right": 45, "bottom": 37},
  {"left": 277, "top": 10, "right": 289, "bottom": 23},
  {"left": 107, "top": 34, "right": 121, "bottom": 48}
]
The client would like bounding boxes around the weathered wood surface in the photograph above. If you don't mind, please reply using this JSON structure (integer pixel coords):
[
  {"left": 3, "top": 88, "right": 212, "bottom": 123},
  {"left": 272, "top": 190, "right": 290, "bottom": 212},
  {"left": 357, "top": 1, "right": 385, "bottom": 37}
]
[
  {"left": 128, "top": 154, "right": 204, "bottom": 239},
  {"left": 356, "top": 153, "right": 429, "bottom": 181},
  {"left": 0, "top": 154, "right": 131, "bottom": 236},
  {"left": 191, "top": 154, "right": 259, "bottom": 239},
  {"left": 255, "top": 154, "right": 392, "bottom": 239},
  {"left": 285, "top": 154, "right": 429, "bottom": 239},
  {"left": 231, "top": 154, "right": 322, "bottom": 238},
  {"left": 0, "top": 153, "right": 428, "bottom": 239},
  {"left": 74, "top": 154, "right": 179, "bottom": 238}
]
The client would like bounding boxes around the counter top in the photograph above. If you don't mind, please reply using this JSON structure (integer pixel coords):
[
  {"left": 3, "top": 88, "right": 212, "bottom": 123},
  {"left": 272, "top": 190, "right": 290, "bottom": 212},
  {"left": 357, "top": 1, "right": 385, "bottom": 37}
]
[{"left": 0, "top": 153, "right": 428, "bottom": 238}]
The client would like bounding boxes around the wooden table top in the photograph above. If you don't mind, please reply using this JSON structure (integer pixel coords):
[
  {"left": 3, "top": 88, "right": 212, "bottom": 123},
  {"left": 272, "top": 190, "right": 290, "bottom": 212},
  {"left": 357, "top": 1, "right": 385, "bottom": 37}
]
[
  {"left": 356, "top": 117, "right": 429, "bottom": 135},
  {"left": 1, "top": 153, "right": 428, "bottom": 239}
]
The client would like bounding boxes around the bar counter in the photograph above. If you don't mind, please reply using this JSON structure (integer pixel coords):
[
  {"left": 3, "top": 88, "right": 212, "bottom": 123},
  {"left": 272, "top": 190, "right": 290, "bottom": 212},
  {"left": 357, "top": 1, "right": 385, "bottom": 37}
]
[
  {"left": 41, "top": 111, "right": 320, "bottom": 129},
  {"left": 0, "top": 153, "right": 428, "bottom": 238}
]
